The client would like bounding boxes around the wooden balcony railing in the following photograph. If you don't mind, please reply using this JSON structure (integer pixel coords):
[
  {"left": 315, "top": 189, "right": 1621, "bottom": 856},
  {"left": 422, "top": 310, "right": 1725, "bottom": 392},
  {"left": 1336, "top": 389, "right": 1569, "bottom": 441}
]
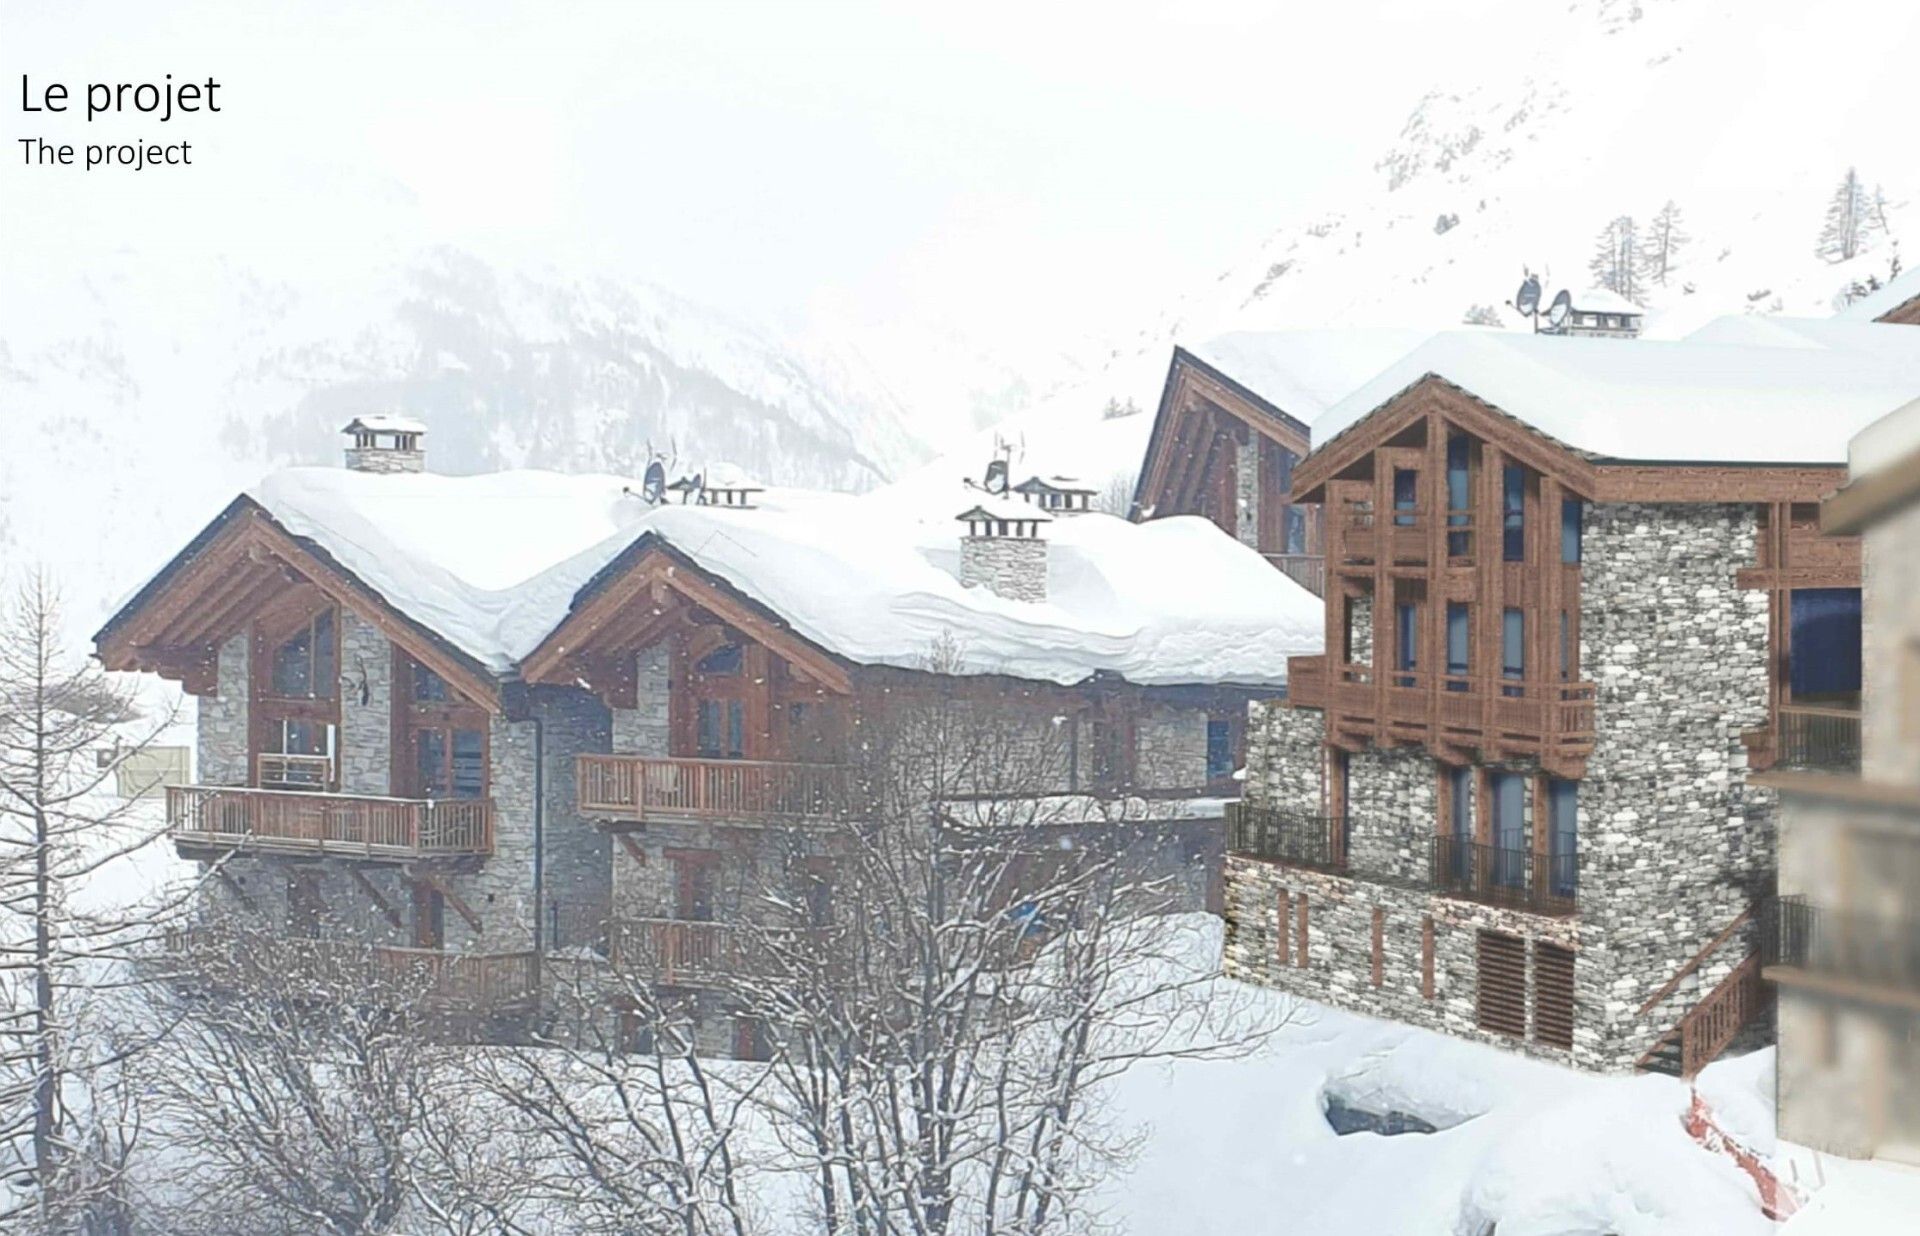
[
  {"left": 608, "top": 917, "right": 829, "bottom": 986},
  {"left": 578, "top": 755, "right": 848, "bottom": 825},
  {"left": 1341, "top": 504, "right": 1432, "bottom": 563},
  {"left": 256, "top": 752, "right": 333, "bottom": 790},
  {"left": 166, "top": 785, "right": 494, "bottom": 858},
  {"left": 1226, "top": 803, "right": 1347, "bottom": 872},
  {"left": 167, "top": 929, "right": 536, "bottom": 1014},
  {"left": 1431, "top": 836, "right": 1577, "bottom": 916},
  {"left": 1763, "top": 895, "right": 1920, "bottom": 992},
  {"left": 1286, "top": 655, "right": 1326, "bottom": 709},
  {"left": 1263, "top": 553, "right": 1326, "bottom": 597},
  {"left": 1775, "top": 706, "right": 1861, "bottom": 773},
  {"left": 1322, "top": 669, "right": 1595, "bottom": 767}
]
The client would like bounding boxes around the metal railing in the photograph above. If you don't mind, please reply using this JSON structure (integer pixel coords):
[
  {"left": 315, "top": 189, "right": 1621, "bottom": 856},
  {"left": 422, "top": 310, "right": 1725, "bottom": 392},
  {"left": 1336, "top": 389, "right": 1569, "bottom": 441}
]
[
  {"left": 1775, "top": 706, "right": 1862, "bottom": 772},
  {"left": 577, "top": 755, "right": 848, "bottom": 824},
  {"left": 1225, "top": 803, "right": 1347, "bottom": 873},
  {"left": 1763, "top": 895, "right": 1920, "bottom": 991},
  {"left": 1431, "top": 836, "right": 1577, "bottom": 916},
  {"left": 166, "top": 785, "right": 494, "bottom": 857}
]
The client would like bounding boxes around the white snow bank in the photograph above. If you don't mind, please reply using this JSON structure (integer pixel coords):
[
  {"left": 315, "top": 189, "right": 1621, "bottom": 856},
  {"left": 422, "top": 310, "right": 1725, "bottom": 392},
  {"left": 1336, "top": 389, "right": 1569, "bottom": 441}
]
[
  {"left": 247, "top": 468, "right": 1323, "bottom": 686},
  {"left": 1311, "top": 325, "right": 1920, "bottom": 466},
  {"left": 1837, "top": 265, "right": 1920, "bottom": 323}
]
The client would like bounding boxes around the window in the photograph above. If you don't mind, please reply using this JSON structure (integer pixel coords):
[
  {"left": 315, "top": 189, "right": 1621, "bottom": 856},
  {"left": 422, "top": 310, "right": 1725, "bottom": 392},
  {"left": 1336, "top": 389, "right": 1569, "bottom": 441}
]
[
  {"left": 1395, "top": 601, "right": 1418, "bottom": 687},
  {"left": 1561, "top": 499, "right": 1583, "bottom": 564},
  {"left": 413, "top": 664, "right": 450, "bottom": 703},
  {"left": 1284, "top": 505, "right": 1307, "bottom": 555},
  {"left": 413, "top": 726, "right": 487, "bottom": 799},
  {"left": 1446, "top": 434, "right": 1471, "bottom": 556},
  {"left": 697, "top": 699, "right": 746, "bottom": 759},
  {"left": 733, "top": 1016, "right": 772, "bottom": 1062},
  {"left": 1392, "top": 469, "right": 1418, "bottom": 527},
  {"left": 1475, "top": 931, "right": 1526, "bottom": 1038},
  {"left": 1449, "top": 766, "right": 1473, "bottom": 849},
  {"left": 1205, "top": 718, "right": 1235, "bottom": 782},
  {"left": 1533, "top": 942, "right": 1575, "bottom": 1049},
  {"left": 1491, "top": 771, "right": 1527, "bottom": 890},
  {"left": 674, "top": 857, "right": 716, "bottom": 922},
  {"left": 695, "top": 643, "right": 744, "bottom": 676},
  {"left": 1788, "top": 588, "right": 1863, "bottom": 705},
  {"left": 1547, "top": 779, "right": 1578, "bottom": 899},
  {"left": 1502, "top": 465, "right": 1526, "bottom": 562},
  {"left": 1445, "top": 602, "right": 1469, "bottom": 688},
  {"left": 269, "top": 610, "right": 335, "bottom": 698},
  {"left": 803, "top": 871, "right": 834, "bottom": 930},
  {"left": 1501, "top": 608, "right": 1525, "bottom": 695}
]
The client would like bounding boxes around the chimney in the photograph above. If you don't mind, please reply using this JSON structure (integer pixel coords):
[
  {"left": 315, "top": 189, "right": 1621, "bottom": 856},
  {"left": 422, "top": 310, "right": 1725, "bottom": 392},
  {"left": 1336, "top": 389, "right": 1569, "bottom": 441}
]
[
  {"left": 342, "top": 416, "right": 427, "bottom": 474},
  {"left": 956, "top": 500, "right": 1050, "bottom": 603}
]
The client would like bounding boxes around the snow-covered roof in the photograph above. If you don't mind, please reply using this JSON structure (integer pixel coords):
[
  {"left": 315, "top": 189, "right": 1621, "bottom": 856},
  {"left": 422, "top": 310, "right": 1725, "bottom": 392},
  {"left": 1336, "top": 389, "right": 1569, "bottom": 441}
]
[
  {"left": 956, "top": 492, "right": 1052, "bottom": 525},
  {"left": 1310, "top": 324, "right": 1920, "bottom": 465},
  {"left": 1013, "top": 474, "right": 1096, "bottom": 495},
  {"left": 1185, "top": 329, "right": 1435, "bottom": 427},
  {"left": 245, "top": 467, "right": 1321, "bottom": 688},
  {"left": 1568, "top": 287, "right": 1643, "bottom": 315},
  {"left": 342, "top": 414, "right": 427, "bottom": 435},
  {"left": 1838, "top": 265, "right": 1920, "bottom": 322}
]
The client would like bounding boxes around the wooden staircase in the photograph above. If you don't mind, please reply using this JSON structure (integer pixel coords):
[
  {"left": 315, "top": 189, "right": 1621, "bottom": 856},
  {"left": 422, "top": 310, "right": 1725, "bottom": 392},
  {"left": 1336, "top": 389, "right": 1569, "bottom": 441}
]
[{"left": 1637, "top": 951, "right": 1768, "bottom": 1078}]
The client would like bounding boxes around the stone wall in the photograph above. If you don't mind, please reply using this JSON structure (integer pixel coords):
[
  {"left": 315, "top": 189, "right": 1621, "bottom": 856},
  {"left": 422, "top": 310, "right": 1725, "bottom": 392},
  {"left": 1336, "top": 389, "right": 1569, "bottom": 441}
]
[
  {"left": 959, "top": 535, "right": 1048, "bottom": 603},
  {"left": 1135, "top": 706, "right": 1209, "bottom": 790},
  {"left": 344, "top": 446, "right": 425, "bottom": 474},
  {"left": 610, "top": 646, "right": 671, "bottom": 754},
  {"left": 1235, "top": 440, "right": 1260, "bottom": 548},
  {"left": 1348, "top": 593, "right": 1373, "bottom": 667},
  {"left": 337, "top": 612, "right": 391, "bottom": 795},
  {"left": 1242, "top": 701, "right": 1324, "bottom": 814},
  {"left": 1578, "top": 501, "right": 1774, "bottom": 1068},
  {"left": 196, "top": 633, "right": 249, "bottom": 785}
]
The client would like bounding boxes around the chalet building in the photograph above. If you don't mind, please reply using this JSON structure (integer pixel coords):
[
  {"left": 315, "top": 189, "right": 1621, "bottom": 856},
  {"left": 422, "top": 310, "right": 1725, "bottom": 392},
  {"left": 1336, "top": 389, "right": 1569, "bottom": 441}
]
[
  {"left": 96, "top": 425, "right": 1321, "bottom": 1043},
  {"left": 1842, "top": 264, "right": 1920, "bottom": 328},
  {"left": 1541, "top": 289, "right": 1644, "bottom": 340},
  {"left": 1218, "top": 323, "right": 1920, "bottom": 1075},
  {"left": 1759, "top": 395, "right": 1920, "bottom": 1163},
  {"left": 1130, "top": 330, "right": 1429, "bottom": 598}
]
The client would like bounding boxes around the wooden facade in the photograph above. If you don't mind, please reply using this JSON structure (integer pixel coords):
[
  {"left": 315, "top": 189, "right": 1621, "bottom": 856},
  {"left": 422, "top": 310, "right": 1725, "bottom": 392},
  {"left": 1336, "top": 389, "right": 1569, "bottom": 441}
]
[{"left": 1132, "top": 347, "right": 1326, "bottom": 594}]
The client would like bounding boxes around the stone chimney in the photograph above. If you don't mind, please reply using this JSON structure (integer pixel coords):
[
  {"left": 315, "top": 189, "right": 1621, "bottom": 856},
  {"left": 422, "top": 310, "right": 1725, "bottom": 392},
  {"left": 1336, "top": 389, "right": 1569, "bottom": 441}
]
[
  {"left": 956, "top": 500, "right": 1050, "bottom": 603},
  {"left": 342, "top": 415, "right": 427, "bottom": 474}
]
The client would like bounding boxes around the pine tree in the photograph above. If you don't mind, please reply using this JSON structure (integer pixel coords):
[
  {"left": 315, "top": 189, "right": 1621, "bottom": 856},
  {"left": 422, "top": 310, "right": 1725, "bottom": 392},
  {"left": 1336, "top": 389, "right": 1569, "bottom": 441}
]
[
  {"left": 1817, "top": 168, "right": 1873, "bottom": 263},
  {"left": 1588, "top": 215, "right": 1640, "bottom": 301},
  {"left": 1639, "top": 200, "right": 1688, "bottom": 286}
]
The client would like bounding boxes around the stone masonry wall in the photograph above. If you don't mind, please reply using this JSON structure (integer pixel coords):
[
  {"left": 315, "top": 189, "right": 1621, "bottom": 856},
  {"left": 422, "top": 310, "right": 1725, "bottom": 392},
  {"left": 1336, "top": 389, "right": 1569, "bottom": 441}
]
[
  {"left": 610, "top": 646, "right": 671, "bottom": 755},
  {"left": 959, "top": 535, "right": 1048, "bottom": 603},
  {"left": 1242, "top": 700, "right": 1324, "bottom": 813},
  {"left": 1349, "top": 593, "right": 1373, "bottom": 667},
  {"left": 1235, "top": 440, "right": 1260, "bottom": 548},
  {"left": 196, "top": 632, "right": 249, "bottom": 785},
  {"left": 1135, "top": 707, "right": 1209, "bottom": 790},
  {"left": 337, "top": 612, "right": 391, "bottom": 795},
  {"left": 1578, "top": 502, "right": 1774, "bottom": 1069}
]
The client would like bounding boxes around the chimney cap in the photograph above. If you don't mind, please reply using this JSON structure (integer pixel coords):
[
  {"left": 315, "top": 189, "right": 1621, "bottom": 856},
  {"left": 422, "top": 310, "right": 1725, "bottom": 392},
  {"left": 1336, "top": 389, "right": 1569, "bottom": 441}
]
[{"left": 342, "top": 414, "right": 428, "bottom": 436}]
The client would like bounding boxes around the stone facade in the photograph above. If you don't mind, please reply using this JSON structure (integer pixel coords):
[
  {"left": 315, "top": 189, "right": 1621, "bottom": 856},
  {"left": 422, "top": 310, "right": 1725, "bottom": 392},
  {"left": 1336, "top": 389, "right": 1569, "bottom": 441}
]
[
  {"left": 610, "top": 647, "right": 672, "bottom": 755},
  {"left": 1234, "top": 441, "right": 1260, "bottom": 548},
  {"left": 344, "top": 445, "right": 425, "bottom": 474},
  {"left": 1134, "top": 706, "right": 1210, "bottom": 790},
  {"left": 959, "top": 534, "right": 1048, "bottom": 603},
  {"left": 196, "top": 633, "right": 249, "bottom": 785},
  {"left": 337, "top": 612, "right": 392, "bottom": 795},
  {"left": 1226, "top": 502, "right": 1780, "bottom": 1072}
]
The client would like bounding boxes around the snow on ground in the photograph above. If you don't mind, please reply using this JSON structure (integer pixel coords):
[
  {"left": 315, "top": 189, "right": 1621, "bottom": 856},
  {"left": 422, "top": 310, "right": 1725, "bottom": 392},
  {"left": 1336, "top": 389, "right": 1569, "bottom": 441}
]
[
  {"left": 1778, "top": 1145, "right": 1920, "bottom": 1235},
  {"left": 1091, "top": 916, "right": 1780, "bottom": 1236},
  {"left": 233, "top": 466, "right": 1324, "bottom": 687}
]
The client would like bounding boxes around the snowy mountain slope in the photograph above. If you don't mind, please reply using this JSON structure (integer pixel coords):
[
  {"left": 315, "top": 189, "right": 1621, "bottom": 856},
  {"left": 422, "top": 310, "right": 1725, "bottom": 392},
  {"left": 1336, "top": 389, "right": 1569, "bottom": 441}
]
[
  {"left": 937, "top": 0, "right": 1920, "bottom": 499},
  {"left": 0, "top": 244, "right": 932, "bottom": 634}
]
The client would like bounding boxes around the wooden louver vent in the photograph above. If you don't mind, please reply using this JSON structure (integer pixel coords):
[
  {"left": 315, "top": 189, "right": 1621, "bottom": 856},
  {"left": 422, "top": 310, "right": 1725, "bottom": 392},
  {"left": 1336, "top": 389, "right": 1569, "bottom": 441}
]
[
  {"left": 1475, "top": 930, "right": 1526, "bottom": 1039},
  {"left": 1533, "top": 942, "right": 1575, "bottom": 1050}
]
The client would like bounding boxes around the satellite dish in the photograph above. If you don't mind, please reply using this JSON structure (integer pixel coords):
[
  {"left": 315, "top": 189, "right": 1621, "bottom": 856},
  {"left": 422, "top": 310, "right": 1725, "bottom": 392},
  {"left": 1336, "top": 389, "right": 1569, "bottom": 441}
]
[
  {"left": 1545, "top": 289, "right": 1572, "bottom": 330},
  {"left": 686, "top": 471, "right": 704, "bottom": 504},
  {"left": 984, "top": 457, "right": 1009, "bottom": 496},
  {"left": 1514, "top": 274, "right": 1542, "bottom": 318},
  {"left": 641, "top": 460, "right": 666, "bottom": 505}
]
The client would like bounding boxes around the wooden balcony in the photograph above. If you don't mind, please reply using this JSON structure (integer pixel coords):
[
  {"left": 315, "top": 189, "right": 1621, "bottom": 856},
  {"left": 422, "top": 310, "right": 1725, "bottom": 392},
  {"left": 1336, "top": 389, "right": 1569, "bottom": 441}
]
[
  {"left": 1340, "top": 505, "right": 1432, "bottom": 565},
  {"left": 607, "top": 917, "right": 827, "bottom": 987},
  {"left": 166, "top": 785, "right": 494, "bottom": 859},
  {"left": 1326, "top": 669, "right": 1596, "bottom": 773},
  {"left": 1285, "top": 655, "right": 1326, "bottom": 709},
  {"left": 168, "top": 929, "right": 536, "bottom": 1014},
  {"left": 1431, "top": 837, "right": 1577, "bottom": 917},
  {"left": 578, "top": 755, "right": 848, "bottom": 826}
]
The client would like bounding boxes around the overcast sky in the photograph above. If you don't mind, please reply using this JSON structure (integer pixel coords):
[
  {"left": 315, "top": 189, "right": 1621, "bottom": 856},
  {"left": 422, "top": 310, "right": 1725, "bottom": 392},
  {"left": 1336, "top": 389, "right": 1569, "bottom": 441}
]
[{"left": 4, "top": 0, "right": 1523, "bottom": 357}]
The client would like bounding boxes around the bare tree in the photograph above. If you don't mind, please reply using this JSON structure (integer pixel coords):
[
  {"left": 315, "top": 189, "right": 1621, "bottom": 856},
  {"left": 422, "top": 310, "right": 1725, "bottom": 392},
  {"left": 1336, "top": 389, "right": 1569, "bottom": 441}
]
[
  {"left": 1639, "top": 200, "right": 1688, "bottom": 287},
  {"left": 1817, "top": 167, "right": 1882, "bottom": 264},
  {"left": 718, "top": 662, "right": 1269, "bottom": 1236},
  {"left": 1588, "top": 215, "right": 1640, "bottom": 301},
  {"left": 0, "top": 571, "right": 179, "bottom": 1230}
]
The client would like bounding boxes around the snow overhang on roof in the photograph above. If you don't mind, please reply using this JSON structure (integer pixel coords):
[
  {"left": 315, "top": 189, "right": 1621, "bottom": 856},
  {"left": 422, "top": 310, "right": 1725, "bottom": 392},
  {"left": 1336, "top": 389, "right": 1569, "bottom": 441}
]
[{"left": 342, "top": 414, "right": 428, "bottom": 435}]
